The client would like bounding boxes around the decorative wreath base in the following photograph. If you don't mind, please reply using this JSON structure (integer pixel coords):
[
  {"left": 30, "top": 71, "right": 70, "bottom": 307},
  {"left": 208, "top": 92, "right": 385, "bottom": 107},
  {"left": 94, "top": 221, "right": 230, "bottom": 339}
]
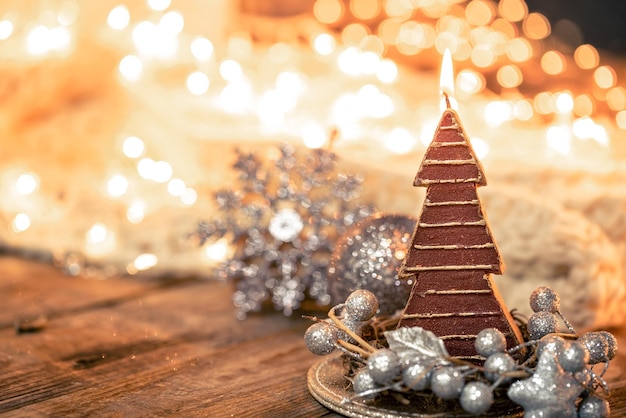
[{"left": 308, "top": 355, "right": 523, "bottom": 418}]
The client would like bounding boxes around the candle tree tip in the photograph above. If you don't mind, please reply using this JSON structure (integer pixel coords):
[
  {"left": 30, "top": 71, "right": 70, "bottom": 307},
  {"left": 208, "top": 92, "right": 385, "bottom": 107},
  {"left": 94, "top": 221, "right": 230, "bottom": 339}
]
[{"left": 442, "top": 91, "right": 451, "bottom": 110}]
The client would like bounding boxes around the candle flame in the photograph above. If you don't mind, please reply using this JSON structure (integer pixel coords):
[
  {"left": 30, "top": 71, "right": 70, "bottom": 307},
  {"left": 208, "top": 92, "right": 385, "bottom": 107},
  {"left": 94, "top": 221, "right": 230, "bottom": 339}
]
[{"left": 440, "top": 49, "right": 457, "bottom": 111}]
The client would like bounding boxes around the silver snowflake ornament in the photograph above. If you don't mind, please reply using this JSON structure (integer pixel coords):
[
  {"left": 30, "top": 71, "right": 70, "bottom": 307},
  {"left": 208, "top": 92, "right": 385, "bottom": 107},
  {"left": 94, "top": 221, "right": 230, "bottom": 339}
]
[
  {"left": 508, "top": 350, "right": 584, "bottom": 417},
  {"left": 196, "top": 143, "right": 373, "bottom": 319}
]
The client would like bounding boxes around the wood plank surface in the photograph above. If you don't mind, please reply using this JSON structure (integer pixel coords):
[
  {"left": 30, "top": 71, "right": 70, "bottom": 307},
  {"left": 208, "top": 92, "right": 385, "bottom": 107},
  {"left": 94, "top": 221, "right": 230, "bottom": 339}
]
[{"left": 0, "top": 255, "right": 624, "bottom": 417}]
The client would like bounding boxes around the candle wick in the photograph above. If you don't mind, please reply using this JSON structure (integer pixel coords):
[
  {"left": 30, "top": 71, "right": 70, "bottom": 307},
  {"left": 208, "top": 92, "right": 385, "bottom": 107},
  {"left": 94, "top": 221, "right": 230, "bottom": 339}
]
[
  {"left": 443, "top": 91, "right": 451, "bottom": 110},
  {"left": 327, "top": 127, "right": 339, "bottom": 152}
]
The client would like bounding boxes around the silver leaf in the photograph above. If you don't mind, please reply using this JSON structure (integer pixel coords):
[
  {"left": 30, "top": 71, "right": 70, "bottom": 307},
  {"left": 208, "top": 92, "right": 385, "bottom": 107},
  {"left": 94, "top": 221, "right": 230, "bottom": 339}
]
[{"left": 384, "top": 327, "right": 450, "bottom": 366}]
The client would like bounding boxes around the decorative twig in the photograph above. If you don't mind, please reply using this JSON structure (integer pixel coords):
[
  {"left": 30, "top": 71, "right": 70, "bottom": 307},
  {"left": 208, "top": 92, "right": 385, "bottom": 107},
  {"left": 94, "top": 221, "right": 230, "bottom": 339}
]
[
  {"left": 337, "top": 339, "right": 372, "bottom": 359},
  {"left": 328, "top": 304, "right": 377, "bottom": 354}
]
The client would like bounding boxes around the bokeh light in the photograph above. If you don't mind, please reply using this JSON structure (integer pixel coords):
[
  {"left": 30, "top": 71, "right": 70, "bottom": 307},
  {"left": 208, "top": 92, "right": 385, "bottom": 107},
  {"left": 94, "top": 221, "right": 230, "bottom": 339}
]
[
  {"left": 574, "top": 94, "right": 594, "bottom": 117},
  {"left": 497, "top": 65, "right": 523, "bottom": 88},
  {"left": 506, "top": 38, "right": 532, "bottom": 62},
  {"left": 314, "top": 0, "right": 344, "bottom": 24},
  {"left": 107, "top": 5, "right": 130, "bottom": 30},
  {"left": 350, "top": 0, "right": 380, "bottom": 20},
  {"left": 574, "top": 44, "right": 599, "bottom": 70},
  {"left": 541, "top": 51, "right": 565, "bottom": 75},
  {"left": 499, "top": 0, "right": 528, "bottom": 22},
  {"left": 523, "top": 12, "right": 550, "bottom": 40},
  {"left": 594, "top": 66, "right": 616, "bottom": 89}
]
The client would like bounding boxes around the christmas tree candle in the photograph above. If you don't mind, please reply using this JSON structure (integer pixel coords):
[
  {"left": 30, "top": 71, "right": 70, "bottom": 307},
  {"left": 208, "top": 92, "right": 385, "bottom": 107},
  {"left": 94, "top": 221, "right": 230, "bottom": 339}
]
[{"left": 397, "top": 51, "right": 524, "bottom": 361}]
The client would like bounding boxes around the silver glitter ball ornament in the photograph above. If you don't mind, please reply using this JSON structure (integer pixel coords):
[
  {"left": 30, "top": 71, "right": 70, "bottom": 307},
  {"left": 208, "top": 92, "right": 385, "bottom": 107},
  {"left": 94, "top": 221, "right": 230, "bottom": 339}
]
[
  {"left": 352, "top": 369, "right": 379, "bottom": 399},
  {"left": 474, "top": 328, "right": 507, "bottom": 357},
  {"left": 367, "top": 349, "right": 401, "bottom": 385},
  {"left": 430, "top": 366, "right": 464, "bottom": 400},
  {"left": 304, "top": 322, "right": 338, "bottom": 355},
  {"left": 344, "top": 289, "right": 379, "bottom": 321},
  {"left": 460, "top": 381, "right": 494, "bottom": 415},
  {"left": 579, "top": 332, "right": 610, "bottom": 364},
  {"left": 328, "top": 214, "right": 416, "bottom": 315},
  {"left": 484, "top": 352, "right": 516, "bottom": 383},
  {"left": 598, "top": 331, "right": 618, "bottom": 360},
  {"left": 537, "top": 334, "right": 566, "bottom": 357},
  {"left": 527, "top": 311, "right": 559, "bottom": 340},
  {"left": 578, "top": 395, "right": 610, "bottom": 418},
  {"left": 529, "top": 286, "right": 561, "bottom": 313},
  {"left": 402, "top": 362, "right": 431, "bottom": 391},
  {"left": 558, "top": 341, "right": 589, "bottom": 373}
]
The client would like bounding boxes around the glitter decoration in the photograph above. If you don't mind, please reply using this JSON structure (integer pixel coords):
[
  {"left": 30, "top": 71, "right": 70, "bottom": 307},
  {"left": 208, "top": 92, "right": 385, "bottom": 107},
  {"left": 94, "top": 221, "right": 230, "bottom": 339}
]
[
  {"left": 195, "top": 143, "right": 373, "bottom": 319},
  {"left": 268, "top": 208, "right": 303, "bottom": 242},
  {"left": 460, "top": 382, "right": 494, "bottom": 416},
  {"left": 367, "top": 349, "right": 402, "bottom": 385},
  {"left": 529, "top": 286, "right": 561, "bottom": 313},
  {"left": 402, "top": 362, "right": 431, "bottom": 391},
  {"left": 306, "top": 287, "right": 618, "bottom": 417},
  {"left": 578, "top": 332, "right": 611, "bottom": 364},
  {"left": 430, "top": 366, "right": 465, "bottom": 400},
  {"left": 484, "top": 352, "right": 516, "bottom": 383},
  {"left": 578, "top": 396, "right": 611, "bottom": 418},
  {"left": 344, "top": 289, "right": 379, "bottom": 321},
  {"left": 352, "top": 369, "right": 378, "bottom": 400},
  {"left": 304, "top": 321, "right": 338, "bottom": 356},
  {"left": 527, "top": 311, "right": 560, "bottom": 340},
  {"left": 475, "top": 328, "right": 507, "bottom": 357},
  {"left": 327, "top": 214, "right": 416, "bottom": 315},
  {"left": 508, "top": 350, "right": 584, "bottom": 417}
]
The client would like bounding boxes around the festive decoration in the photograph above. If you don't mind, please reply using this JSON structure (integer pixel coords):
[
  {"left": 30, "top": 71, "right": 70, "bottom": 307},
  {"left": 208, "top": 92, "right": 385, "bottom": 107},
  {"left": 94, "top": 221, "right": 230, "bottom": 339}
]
[
  {"left": 305, "top": 287, "right": 617, "bottom": 417},
  {"left": 305, "top": 54, "right": 616, "bottom": 414},
  {"left": 507, "top": 350, "right": 584, "bottom": 417},
  {"left": 397, "top": 89, "right": 524, "bottom": 359},
  {"left": 195, "top": 143, "right": 373, "bottom": 318},
  {"left": 328, "top": 214, "right": 416, "bottom": 315}
]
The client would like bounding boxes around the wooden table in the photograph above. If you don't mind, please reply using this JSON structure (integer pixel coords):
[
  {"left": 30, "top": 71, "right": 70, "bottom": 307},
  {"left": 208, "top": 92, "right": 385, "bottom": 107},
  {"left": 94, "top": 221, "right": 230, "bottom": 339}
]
[{"left": 1, "top": 255, "right": 625, "bottom": 417}]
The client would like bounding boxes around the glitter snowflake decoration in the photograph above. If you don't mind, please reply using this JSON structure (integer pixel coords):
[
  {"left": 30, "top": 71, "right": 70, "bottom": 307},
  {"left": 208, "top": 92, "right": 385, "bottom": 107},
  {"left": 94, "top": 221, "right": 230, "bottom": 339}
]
[{"left": 195, "top": 143, "right": 373, "bottom": 319}]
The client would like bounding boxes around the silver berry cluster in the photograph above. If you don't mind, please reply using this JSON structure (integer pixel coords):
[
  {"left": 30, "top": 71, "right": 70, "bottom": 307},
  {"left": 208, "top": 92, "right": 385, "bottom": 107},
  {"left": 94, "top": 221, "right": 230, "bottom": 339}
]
[
  {"left": 195, "top": 144, "right": 373, "bottom": 319},
  {"left": 304, "top": 289, "right": 379, "bottom": 356},
  {"left": 305, "top": 286, "right": 617, "bottom": 417}
]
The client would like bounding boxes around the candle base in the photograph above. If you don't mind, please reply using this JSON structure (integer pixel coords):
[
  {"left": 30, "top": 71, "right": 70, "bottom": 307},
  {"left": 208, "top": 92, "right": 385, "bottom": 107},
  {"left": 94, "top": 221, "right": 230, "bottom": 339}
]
[{"left": 307, "top": 354, "right": 523, "bottom": 418}]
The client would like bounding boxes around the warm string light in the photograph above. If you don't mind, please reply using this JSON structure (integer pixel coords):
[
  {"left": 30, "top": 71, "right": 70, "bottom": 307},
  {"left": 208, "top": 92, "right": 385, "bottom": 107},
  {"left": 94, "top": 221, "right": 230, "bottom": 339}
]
[{"left": 310, "top": 0, "right": 626, "bottom": 130}]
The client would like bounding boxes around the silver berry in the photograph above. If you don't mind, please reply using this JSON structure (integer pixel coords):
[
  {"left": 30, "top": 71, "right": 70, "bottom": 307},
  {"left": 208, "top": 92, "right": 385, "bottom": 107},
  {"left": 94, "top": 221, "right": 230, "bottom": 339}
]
[
  {"left": 527, "top": 311, "right": 559, "bottom": 340},
  {"left": 598, "top": 331, "right": 618, "bottom": 360},
  {"left": 367, "top": 349, "right": 401, "bottom": 385},
  {"left": 578, "top": 395, "right": 610, "bottom": 418},
  {"left": 579, "top": 332, "right": 609, "bottom": 364},
  {"left": 475, "top": 328, "right": 507, "bottom": 357},
  {"left": 484, "top": 352, "right": 516, "bottom": 383},
  {"left": 430, "top": 366, "right": 464, "bottom": 400},
  {"left": 558, "top": 341, "right": 589, "bottom": 373},
  {"left": 344, "top": 289, "right": 379, "bottom": 321},
  {"left": 402, "top": 362, "right": 431, "bottom": 391},
  {"left": 529, "top": 286, "right": 560, "bottom": 313},
  {"left": 352, "top": 369, "right": 379, "bottom": 399},
  {"left": 304, "top": 322, "right": 337, "bottom": 355},
  {"left": 537, "top": 334, "right": 566, "bottom": 357},
  {"left": 460, "top": 381, "right": 493, "bottom": 415}
]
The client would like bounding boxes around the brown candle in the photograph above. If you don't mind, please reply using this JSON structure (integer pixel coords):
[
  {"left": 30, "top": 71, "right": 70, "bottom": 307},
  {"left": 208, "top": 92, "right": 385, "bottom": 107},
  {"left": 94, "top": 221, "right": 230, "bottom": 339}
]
[{"left": 397, "top": 53, "right": 524, "bottom": 361}]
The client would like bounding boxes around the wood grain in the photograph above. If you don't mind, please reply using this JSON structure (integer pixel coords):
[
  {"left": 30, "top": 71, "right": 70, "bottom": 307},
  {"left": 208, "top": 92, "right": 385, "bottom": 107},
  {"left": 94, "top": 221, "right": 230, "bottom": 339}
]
[{"left": 0, "top": 255, "right": 624, "bottom": 417}]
